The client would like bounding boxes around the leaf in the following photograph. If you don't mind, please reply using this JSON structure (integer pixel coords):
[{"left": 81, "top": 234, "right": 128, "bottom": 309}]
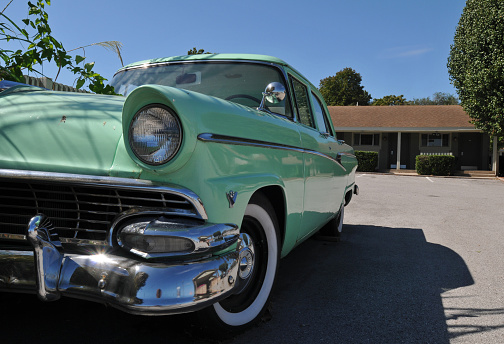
[
  {"left": 76, "top": 78, "right": 85, "bottom": 89},
  {"left": 75, "top": 55, "right": 85, "bottom": 64},
  {"left": 84, "top": 62, "right": 94, "bottom": 73}
]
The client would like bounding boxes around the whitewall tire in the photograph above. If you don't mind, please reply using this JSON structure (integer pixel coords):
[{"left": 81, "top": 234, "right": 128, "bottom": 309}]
[{"left": 199, "top": 193, "right": 280, "bottom": 332}]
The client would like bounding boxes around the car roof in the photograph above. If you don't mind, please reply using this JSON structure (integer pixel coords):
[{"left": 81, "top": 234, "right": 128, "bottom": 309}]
[{"left": 119, "top": 54, "right": 290, "bottom": 71}]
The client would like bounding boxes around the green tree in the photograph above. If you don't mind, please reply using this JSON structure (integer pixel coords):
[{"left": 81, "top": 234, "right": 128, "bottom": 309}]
[
  {"left": 411, "top": 92, "right": 459, "bottom": 105},
  {"left": 372, "top": 94, "right": 408, "bottom": 106},
  {"left": 447, "top": 0, "right": 504, "bottom": 138},
  {"left": 187, "top": 47, "right": 213, "bottom": 55},
  {"left": 319, "top": 68, "right": 371, "bottom": 106},
  {"left": 0, "top": 1, "right": 119, "bottom": 94}
]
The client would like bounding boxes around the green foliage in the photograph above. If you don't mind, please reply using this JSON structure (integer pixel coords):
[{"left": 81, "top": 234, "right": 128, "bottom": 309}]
[
  {"left": 448, "top": 0, "right": 504, "bottom": 138},
  {"left": 415, "top": 155, "right": 455, "bottom": 176},
  {"left": 355, "top": 151, "right": 378, "bottom": 172},
  {"left": 187, "top": 47, "right": 213, "bottom": 55},
  {"left": 0, "top": 1, "right": 117, "bottom": 94},
  {"left": 372, "top": 94, "right": 408, "bottom": 106},
  {"left": 319, "top": 68, "right": 372, "bottom": 106},
  {"left": 410, "top": 92, "right": 459, "bottom": 105}
]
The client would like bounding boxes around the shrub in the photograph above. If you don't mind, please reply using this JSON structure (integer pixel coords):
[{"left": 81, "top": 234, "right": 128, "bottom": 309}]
[
  {"left": 415, "top": 155, "right": 455, "bottom": 176},
  {"left": 355, "top": 151, "right": 378, "bottom": 172},
  {"left": 415, "top": 156, "right": 430, "bottom": 175}
]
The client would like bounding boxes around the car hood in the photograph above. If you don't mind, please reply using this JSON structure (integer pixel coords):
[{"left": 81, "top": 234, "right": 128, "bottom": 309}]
[{"left": 0, "top": 89, "right": 126, "bottom": 175}]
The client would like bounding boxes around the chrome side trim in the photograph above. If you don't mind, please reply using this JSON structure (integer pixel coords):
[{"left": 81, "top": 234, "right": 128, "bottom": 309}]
[
  {"left": 0, "top": 169, "right": 207, "bottom": 220},
  {"left": 340, "top": 152, "right": 357, "bottom": 159},
  {"left": 198, "top": 133, "right": 305, "bottom": 153},
  {"left": 198, "top": 133, "right": 345, "bottom": 169}
]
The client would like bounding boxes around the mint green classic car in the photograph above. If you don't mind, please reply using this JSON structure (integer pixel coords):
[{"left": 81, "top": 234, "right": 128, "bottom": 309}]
[{"left": 0, "top": 54, "right": 358, "bottom": 332}]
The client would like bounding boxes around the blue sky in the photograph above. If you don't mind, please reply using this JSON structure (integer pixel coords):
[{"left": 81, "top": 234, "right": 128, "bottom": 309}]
[{"left": 3, "top": 0, "right": 466, "bottom": 101}]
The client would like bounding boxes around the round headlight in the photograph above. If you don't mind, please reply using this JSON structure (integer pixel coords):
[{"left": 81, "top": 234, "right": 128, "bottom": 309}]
[{"left": 129, "top": 105, "right": 182, "bottom": 165}]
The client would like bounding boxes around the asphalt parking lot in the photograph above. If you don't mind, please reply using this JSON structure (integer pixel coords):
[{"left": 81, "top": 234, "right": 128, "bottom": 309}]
[{"left": 2, "top": 174, "right": 503, "bottom": 343}]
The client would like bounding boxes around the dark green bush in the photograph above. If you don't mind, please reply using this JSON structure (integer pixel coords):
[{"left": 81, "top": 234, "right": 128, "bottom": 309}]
[
  {"left": 415, "top": 155, "right": 455, "bottom": 176},
  {"left": 355, "top": 151, "right": 378, "bottom": 172},
  {"left": 415, "top": 155, "right": 430, "bottom": 175}
]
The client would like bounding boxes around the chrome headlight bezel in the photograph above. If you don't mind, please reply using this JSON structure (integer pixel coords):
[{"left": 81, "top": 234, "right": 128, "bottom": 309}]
[{"left": 128, "top": 104, "right": 182, "bottom": 166}]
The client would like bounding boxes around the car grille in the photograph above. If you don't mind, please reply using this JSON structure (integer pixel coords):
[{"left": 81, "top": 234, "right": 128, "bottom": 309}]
[{"left": 0, "top": 179, "right": 199, "bottom": 245}]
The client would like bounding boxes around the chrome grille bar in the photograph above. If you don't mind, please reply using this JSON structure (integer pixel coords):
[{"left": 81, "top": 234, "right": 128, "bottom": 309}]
[{"left": 0, "top": 169, "right": 207, "bottom": 245}]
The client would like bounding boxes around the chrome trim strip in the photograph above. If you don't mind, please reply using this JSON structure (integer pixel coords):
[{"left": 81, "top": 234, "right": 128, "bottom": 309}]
[
  {"left": 198, "top": 133, "right": 346, "bottom": 169},
  {"left": 339, "top": 152, "right": 356, "bottom": 159},
  {"left": 0, "top": 233, "right": 26, "bottom": 241},
  {"left": 198, "top": 133, "right": 305, "bottom": 153},
  {"left": 0, "top": 169, "right": 207, "bottom": 220},
  {"left": 61, "top": 238, "right": 108, "bottom": 246},
  {"left": 0, "top": 230, "right": 108, "bottom": 246}
]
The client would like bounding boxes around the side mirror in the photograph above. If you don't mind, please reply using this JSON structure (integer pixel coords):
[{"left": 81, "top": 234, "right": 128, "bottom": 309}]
[{"left": 258, "top": 82, "right": 286, "bottom": 112}]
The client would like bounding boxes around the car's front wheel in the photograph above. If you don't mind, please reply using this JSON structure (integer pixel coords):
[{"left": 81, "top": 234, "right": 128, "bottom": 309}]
[{"left": 199, "top": 193, "right": 280, "bottom": 333}]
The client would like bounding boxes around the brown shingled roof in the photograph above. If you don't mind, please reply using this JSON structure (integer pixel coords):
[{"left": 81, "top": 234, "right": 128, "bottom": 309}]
[{"left": 329, "top": 105, "right": 478, "bottom": 131}]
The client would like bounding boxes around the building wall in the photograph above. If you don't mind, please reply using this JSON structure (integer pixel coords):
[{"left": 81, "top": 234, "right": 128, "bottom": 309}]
[{"left": 338, "top": 131, "right": 491, "bottom": 171}]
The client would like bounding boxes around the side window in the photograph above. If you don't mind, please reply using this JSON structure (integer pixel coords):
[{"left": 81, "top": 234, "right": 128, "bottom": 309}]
[
  {"left": 311, "top": 92, "right": 333, "bottom": 136},
  {"left": 290, "top": 77, "right": 314, "bottom": 128}
]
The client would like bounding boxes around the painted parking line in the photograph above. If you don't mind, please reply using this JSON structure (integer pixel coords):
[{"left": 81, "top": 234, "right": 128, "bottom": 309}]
[{"left": 426, "top": 177, "right": 434, "bottom": 183}]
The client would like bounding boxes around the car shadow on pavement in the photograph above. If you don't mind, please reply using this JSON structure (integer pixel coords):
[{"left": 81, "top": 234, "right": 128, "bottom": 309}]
[
  {"left": 236, "top": 224, "right": 475, "bottom": 344},
  {"left": 0, "top": 224, "right": 474, "bottom": 344}
]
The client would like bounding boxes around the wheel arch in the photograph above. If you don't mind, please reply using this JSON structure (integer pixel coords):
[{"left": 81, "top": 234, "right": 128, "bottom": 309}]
[
  {"left": 250, "top": 185, "right": 286, "bottom": 250},
  {"left": 344, "top": 189, "right": 353, "bottom": 206}
]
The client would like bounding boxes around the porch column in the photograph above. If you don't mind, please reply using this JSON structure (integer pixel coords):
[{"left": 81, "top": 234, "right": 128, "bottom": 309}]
[
  {"left": 492, "top": 136, "right": 499, "bottom": 175},
  {"left": 396, "top": 132, "right": 402, "bottom": 170}
]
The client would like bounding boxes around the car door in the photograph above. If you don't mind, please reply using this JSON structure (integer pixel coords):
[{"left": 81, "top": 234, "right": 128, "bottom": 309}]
[{"left": 289, "top": 75, "right": 346, "bottom": 241}]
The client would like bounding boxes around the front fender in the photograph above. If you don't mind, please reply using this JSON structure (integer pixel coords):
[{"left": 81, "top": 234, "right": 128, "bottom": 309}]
[
  {"left": 204, "top": 173, "right": 286, "bottom": 218},
  {"left": 199, "top": 173, "right": 300, "bottom": 257}
]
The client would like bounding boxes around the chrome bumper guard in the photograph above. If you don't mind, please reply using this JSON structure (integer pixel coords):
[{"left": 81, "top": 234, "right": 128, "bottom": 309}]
[{"left": 0, "top": 217, "right": 243, "bottom": 315}]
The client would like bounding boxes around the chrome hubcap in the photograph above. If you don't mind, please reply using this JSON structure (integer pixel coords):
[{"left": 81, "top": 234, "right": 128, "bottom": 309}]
[
  {"left": 237, "top": 233, "right": 255, "bottom": 282},
  {"left": 239, "top": 247, "right": 254, "bottom": 280}
]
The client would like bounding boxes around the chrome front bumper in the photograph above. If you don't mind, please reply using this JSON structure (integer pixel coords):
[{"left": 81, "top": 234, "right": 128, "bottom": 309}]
[{"left": 0, "top": 222, "right": 243, "bottom": 315}]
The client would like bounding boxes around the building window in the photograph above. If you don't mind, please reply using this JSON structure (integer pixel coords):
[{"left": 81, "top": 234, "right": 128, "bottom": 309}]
[
  {"left": 354, "top": 133, "right": 380, "bottom": 146},
  {"left": 421, "top": 133, "right": 449, "bottom": 147}
]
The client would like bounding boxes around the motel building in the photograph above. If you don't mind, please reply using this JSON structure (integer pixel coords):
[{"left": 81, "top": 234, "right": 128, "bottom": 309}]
[{"left": 330, "top": 105, "right": 500, "bottom": 177}]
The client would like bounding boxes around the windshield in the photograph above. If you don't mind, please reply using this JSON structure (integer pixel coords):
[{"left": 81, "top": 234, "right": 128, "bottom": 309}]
[{"left": 110, "top": 61, "right": 292, "bottom": 117}]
